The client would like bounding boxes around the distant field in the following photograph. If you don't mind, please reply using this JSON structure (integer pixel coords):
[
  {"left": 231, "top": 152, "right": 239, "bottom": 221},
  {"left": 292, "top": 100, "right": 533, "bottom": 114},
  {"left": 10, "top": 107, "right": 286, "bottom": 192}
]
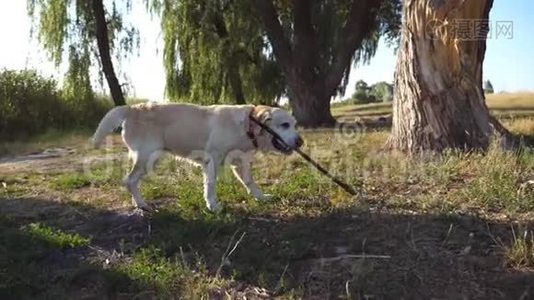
[{"left": 333, "top": 92, "right": 534, "bottom": 120}]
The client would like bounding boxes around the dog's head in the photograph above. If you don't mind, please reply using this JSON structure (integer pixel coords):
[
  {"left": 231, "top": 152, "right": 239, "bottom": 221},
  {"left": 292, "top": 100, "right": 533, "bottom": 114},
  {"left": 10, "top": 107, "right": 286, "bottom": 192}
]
[{"left": 249, "top": 105, "right": 304, "bottom": 155}]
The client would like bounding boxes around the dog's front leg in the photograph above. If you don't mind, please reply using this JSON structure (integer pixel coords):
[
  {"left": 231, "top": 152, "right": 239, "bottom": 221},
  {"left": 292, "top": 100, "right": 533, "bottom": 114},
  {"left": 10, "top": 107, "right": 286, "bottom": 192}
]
[
  {"left": 202, "top": 154, "right": 222, "bottom": 212},
  {"left": 230, "top": 155, "right": 272, "bottom": 201}
]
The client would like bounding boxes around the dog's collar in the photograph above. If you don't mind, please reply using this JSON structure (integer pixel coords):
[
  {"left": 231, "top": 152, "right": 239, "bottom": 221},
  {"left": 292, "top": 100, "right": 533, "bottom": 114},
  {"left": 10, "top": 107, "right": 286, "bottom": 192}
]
[{"left": 247, "top": 107, "right": 259, "bottom": 148}]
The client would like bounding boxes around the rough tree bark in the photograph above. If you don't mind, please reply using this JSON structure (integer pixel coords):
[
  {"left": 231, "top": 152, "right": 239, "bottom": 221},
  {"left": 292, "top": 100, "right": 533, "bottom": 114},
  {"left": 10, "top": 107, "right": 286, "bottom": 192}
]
[
  {"left": 388, "top": 0, "right": 502, "bottom": 153},
  {"left": 255, "top": 0, "right": 381, "bottom": 127},
  {"left": 91, "top": 0, "right": 126, "bottom": 106}
]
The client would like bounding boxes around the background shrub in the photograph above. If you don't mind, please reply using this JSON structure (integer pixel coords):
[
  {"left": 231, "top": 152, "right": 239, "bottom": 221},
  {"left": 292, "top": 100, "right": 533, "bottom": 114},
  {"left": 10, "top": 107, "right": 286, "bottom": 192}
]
[{"left": 0, "top": 69, "right": 112, "bottom": 140}]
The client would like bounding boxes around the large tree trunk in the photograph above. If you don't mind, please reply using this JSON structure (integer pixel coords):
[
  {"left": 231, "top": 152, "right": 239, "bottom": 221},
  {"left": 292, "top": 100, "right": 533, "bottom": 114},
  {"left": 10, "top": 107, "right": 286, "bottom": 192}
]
[
  {"left": 91, "top": 0, "right": 126, "bottom": 106},
  {"left": 388, "top": 0, "right": 497, "bottom": 153},
  {"left": 290, "top": 90, "right": 335, "bottom": 127}
]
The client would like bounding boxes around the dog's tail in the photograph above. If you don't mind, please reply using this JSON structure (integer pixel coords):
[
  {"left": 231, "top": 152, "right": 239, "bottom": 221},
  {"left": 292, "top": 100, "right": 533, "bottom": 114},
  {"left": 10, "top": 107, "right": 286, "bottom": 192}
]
[{"left": 92, "top": 105, "right": 129, "bottom": 148}]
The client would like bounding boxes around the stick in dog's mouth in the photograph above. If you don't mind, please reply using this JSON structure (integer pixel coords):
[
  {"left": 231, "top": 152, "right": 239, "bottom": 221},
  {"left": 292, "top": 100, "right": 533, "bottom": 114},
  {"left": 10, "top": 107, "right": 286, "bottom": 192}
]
[
  {"left": 249, "top": 116, "right": 359, "bottom": 196},
  {"left": 272, "top": 137, "right": 294, "bottom": 154}
]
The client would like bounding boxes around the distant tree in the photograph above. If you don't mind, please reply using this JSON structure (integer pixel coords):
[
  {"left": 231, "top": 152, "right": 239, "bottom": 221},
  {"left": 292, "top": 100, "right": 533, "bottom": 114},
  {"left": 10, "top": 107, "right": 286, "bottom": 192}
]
[
  {"left": 355, "top": 80, "right": 369, "bottom": 93},
  {"left": 484, "top": 80, "right": 494, "bottom": 94},
  {"left": 352, "top": 80, "right": 393, "bottom": 103},
  {"left": 28, "top": 0, "right": 139, "bottom": 106},
  {"left": 352, "top": 80, "right": 372, "bottom": 103},
  {"left": 370, "top": 81, "right": 393, "bottom": 102}
]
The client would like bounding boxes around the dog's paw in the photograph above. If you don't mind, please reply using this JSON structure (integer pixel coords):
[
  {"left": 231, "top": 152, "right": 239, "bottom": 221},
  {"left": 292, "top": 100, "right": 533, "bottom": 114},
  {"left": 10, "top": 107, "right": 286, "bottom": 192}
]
[
  {"left": 255, "top": 193, "right": 273, "bottom": 201},
  {"left": 206, "top": 201, "right": 222, "bottom": 212},
  {"left": 134, "top": 203, "right": 158, "bottom": 215},
  {"left": 141, "top": 204, "right": 159, "bottom": 213}
]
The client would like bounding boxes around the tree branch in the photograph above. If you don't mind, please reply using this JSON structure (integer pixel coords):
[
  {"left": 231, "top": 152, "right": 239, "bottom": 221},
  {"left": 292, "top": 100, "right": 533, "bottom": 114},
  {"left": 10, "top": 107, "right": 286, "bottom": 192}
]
[
  {"left": 91, "top": 0, "right": 125, "bottom": 106},
  {"left": 293, "top": 0, "right": 317, "bottom": 81},
  {"left": 254, "top": 0, "right": 293, "bottom": 74},
  {"left": 324, "top": 0, "right": 383, "bottom": 94}
]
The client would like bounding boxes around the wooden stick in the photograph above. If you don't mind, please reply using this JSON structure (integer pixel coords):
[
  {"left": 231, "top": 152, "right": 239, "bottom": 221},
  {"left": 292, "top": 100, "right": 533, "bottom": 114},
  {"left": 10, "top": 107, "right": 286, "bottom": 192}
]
[{"left": 249, "top": 116, "right": 359, "bottom": 196}]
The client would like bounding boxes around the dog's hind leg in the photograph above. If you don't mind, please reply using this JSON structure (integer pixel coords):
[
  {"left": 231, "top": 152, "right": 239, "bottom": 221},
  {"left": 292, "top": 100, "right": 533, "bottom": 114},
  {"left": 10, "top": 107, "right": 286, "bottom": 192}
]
[{"left": 124, "top": 150, "right": 161, "bottom": 210}]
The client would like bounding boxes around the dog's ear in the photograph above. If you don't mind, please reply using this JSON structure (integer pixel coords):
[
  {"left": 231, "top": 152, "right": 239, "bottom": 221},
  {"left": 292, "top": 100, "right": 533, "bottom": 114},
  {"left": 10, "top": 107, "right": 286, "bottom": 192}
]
[
  {"left": 252, "top": 105, "right": 272, "bottom": 124},
  {"left": 250, "top": 106, "right": 272, "bottom": 136}
]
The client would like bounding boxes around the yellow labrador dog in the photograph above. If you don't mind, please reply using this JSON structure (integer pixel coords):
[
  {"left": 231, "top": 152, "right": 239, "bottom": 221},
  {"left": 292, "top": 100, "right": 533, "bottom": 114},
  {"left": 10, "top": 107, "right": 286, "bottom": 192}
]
[{"left": 92, "top": 102, "right": 303, "bottom": 212}]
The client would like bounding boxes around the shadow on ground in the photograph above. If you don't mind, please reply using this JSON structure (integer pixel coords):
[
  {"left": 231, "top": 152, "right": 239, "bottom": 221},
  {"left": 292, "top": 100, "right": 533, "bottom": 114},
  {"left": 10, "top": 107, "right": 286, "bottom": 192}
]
[{"left": 1, "top": 196, "right": 533, "bottom": 299}]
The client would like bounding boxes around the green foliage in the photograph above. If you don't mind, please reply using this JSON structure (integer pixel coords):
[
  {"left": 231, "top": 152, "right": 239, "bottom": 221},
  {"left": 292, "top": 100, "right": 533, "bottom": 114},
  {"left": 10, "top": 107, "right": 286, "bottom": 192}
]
[
  {"left": 351, "top": 80, "right": 393, "bottom": 104},
  {"left": 0, "top": 69, "right": 61, "bottom": 137},
  {"left": 371, "top": 81, "right": 393, "bottom": 102},
  {"left": 0, "top": 69, "right": 111, "bottom": 140},
  {"left": 146, "top": 0, "right": 284, "bottom": 105},
  {"left": 352, "top": 80, "right": 371, "bottom": 103},
  {"left": 27, "top": 0, "right": 139, "bottom": 98},
  {"left": 147, "top": 0, "right": 401, "bottom": 104}
]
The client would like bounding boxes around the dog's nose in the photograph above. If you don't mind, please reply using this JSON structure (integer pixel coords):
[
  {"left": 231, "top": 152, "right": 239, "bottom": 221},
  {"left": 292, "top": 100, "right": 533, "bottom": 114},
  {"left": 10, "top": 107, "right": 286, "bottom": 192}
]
[{"left": 295, "top": 136, "right": 304, "bottom": 148}]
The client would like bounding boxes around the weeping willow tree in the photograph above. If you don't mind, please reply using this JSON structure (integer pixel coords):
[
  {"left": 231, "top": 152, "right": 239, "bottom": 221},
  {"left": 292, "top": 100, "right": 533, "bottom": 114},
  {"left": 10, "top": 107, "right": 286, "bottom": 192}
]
[
  {"left": 27, "top": 0, "right": 140, "bottom": 106},
  {"left": 254, "top": 0, "right": 402, "bottom": 126},
  {"left": 147, "top": 0, "right": 285, "bottom": 105}
]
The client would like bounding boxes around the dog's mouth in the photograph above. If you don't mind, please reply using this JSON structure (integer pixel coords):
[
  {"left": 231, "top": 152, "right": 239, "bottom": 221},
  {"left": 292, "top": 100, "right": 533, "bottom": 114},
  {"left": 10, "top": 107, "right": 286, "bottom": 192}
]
[{"left": 272, "top": 137, "right": 293, "bottom": 154}]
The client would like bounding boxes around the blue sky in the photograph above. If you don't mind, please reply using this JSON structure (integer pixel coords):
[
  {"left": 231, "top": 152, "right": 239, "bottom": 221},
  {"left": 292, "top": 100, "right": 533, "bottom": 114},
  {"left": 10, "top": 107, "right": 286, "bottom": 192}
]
[{"left": 0, "top": 0, "right": 532, "bottom": 101}]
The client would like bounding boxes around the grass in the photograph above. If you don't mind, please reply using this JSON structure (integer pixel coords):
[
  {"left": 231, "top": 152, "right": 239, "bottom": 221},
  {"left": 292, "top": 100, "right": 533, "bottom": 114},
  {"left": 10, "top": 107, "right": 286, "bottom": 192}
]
[
  {"left": 24, "top": 222, "right": 91, "bottom": 248},
  {"left": 503, "top": 226, "right": 534, "bottom": 269},
  {"left": 51, "top": 173, "right": 93, "bottom": 190},
  {"left": 1, "top": 93, "right": 534, "bottom": 298}
]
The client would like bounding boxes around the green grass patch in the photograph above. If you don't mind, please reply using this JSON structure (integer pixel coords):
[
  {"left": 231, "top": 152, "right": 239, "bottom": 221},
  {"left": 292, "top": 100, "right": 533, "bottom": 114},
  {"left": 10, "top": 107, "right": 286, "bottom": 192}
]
[
  {"left": 51, "top": 173, "right": 93, "bottom": 190},
  {"left": 24, "top": 222, "right": 90, "bottom": 248},
  {"left": 504, "top": 228, "right": 534, "bottom": 269}
]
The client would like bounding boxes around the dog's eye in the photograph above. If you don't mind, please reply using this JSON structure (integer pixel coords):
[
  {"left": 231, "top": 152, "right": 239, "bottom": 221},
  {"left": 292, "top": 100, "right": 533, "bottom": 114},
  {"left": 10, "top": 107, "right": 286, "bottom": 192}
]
[{"left": 280, "top": 122, "right": 290, "bottom": 129}]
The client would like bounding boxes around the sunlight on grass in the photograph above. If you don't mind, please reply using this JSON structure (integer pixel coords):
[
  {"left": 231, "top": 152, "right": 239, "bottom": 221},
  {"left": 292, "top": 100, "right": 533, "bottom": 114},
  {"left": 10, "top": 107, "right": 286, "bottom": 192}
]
[
  {"left": 503, "top": 228, "right": 534, "bottom": 269},
  {"left": 504, "top": 117, "right": 534, "bottom": 135},
  {"left": 331, "top": 92, "right": 534, "bottom": 121},
  {"left": 24, "top": 222, "right": 90, "bottom": 248},
  {"left": 486, "top": 92, "right": 534, "bottom": 109},
  {"left": 0, "top": 128, "right": 94, "bottom": 156}
]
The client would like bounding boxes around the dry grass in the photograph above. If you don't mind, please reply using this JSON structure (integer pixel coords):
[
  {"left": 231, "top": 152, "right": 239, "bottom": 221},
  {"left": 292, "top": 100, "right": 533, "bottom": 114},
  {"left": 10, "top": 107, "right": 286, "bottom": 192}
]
[
  {"left": 502, "top": 118, "right": 534, "bottom": 135},
  {"left": 503, "top": 227, "right": 534, "bottom": 269},
  {"left": 486, "top": 92, "right": 534, "bottom": 110},
  {"left": 332, "top": 92, "right": 534, "bottom": 121}
]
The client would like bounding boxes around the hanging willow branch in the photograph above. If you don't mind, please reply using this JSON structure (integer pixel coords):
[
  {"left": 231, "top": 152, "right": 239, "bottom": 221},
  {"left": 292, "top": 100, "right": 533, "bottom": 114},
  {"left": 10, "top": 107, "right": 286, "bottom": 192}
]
[{"left": 27, "top": 0, "right": 139, "bottom": 105}]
